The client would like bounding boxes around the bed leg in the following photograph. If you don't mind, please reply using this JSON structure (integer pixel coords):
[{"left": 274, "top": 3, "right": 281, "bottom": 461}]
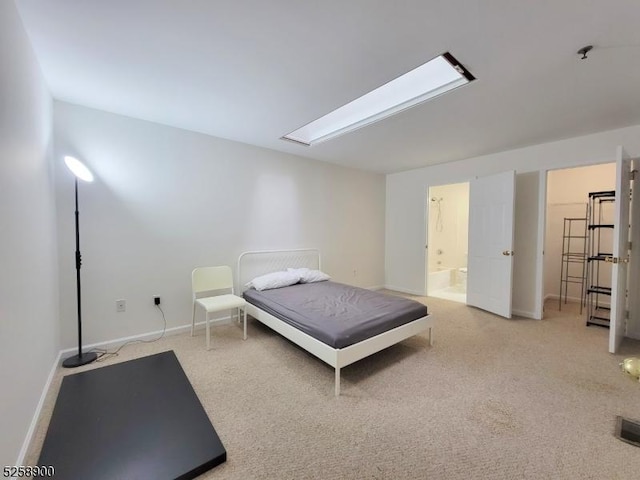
[
  {"left": 429, "top": 327, "right": 434, "bottom": 347},
  {"left": 335, "top": 367, "right": 341, "bottom": 396}
]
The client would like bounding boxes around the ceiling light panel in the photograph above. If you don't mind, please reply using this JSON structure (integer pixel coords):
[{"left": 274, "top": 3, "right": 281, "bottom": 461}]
[{"left": 283, "top": 52, "right": 475, "bottom": 146}]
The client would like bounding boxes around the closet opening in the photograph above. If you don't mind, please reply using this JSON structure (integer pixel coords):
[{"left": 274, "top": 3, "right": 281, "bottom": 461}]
[
  {"left": 426, "top": 182, "right": 470, "bottom": 304},
  {"left": 544, "top": 163, "right": 615, "bottom": 325}
]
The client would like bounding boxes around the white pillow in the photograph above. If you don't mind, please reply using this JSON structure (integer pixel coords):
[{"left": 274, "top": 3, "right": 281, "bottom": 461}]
[
  {"left": 287, "top": 267, "right": 331, "bottom": 283},
  {"left": 246, "top": 270, "right": 301, "bottom": 291}
]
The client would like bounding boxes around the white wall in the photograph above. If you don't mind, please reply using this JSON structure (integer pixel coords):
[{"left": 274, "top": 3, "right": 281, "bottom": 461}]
[
  {"left": 544, "top": 163, "right": 615, "bottom": 303},
  {"left": 386, "top": 124, "right": 640, "bottom": 319},
  {"left": 54, "top": 102, "right": 386, "bottom": 349},
  {"left": 0, "top": 1, "right": 58, "bottom": 466},
  {"left": 513, "top": 172, "right": 542, "bottom": 317}
]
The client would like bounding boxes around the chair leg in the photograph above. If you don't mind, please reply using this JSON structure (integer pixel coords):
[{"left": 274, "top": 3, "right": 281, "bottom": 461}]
[
  {"left": 429, "top": 327, "right": 434, "bottom": 346},
  {"left": 206, "top": 313, "right": 211, "bottom": 351},
  {"left": 243, "top": 307, "right": 247, "bottom": 340},
  {"left": 191, "top": 303, "right": 196, "bottom": 336}
]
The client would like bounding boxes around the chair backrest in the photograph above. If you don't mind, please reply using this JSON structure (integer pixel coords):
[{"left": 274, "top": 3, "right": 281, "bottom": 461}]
[{"left": 192, "top": 266, "right": 234, "bottom": 296}]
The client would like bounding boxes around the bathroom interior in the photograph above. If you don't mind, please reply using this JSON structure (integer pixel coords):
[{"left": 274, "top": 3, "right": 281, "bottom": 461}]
[{"left": 427, "top": 182, "right": 470, "bottom": 303}]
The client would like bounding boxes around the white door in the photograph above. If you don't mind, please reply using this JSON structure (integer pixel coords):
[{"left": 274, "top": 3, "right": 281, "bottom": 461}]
[
  {"left": 467, "top": 170, "right": 516, "bottom": 318},
  {"left": 609, "top": 146, "right": 632, "bottom": 353}
]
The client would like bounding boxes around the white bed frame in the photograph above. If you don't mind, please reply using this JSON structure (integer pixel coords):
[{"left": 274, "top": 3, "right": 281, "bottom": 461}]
[{"left": 237, "top": 249, "right": 434, "bottom": 396}]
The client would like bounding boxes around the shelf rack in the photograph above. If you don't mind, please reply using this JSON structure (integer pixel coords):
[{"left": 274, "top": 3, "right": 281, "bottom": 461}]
[
  {"left": 558, "top": 213, "right": 588, "bottom": 313},
  {"left": 586, "top": 190, "right": 615, "bottom": 328}
]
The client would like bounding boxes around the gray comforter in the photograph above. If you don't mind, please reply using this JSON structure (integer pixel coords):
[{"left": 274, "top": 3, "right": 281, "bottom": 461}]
[{"left": 243, "top": 281, "right": 428, "bottom": 348}]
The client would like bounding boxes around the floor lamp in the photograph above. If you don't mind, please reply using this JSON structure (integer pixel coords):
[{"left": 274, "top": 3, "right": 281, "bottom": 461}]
[{"left": 62, "top": 156, "right": 98, "bottom": 368}]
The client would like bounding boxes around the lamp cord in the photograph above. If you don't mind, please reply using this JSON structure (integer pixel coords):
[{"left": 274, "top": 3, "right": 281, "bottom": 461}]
[{"left": 93, "top": 304, "right": 167, "bottom": 362}]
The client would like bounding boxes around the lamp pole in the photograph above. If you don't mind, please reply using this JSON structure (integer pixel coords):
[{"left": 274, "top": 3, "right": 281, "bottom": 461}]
[{"left": 62, "top": 159, "right": 97, "bottom": 368}]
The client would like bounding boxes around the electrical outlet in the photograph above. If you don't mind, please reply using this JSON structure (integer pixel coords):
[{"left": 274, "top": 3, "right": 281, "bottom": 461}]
[
  {"left": 153, "top": 296, "right": 161, "bottom": 306},
  {"left": 116, "top": 299, "right": 126, "bottom": 312}
]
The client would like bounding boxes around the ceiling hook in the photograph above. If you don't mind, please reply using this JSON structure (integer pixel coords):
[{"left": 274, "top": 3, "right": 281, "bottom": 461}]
[{"left": 577, "top": 45, "right": 593, "bottom": 59}]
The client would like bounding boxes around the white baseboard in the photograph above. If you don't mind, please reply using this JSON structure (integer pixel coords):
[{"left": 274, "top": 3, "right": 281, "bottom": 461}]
[
  {"left": 626, "top": 325, "right": 640, "bottom": 340},
  {"left": 383, "top": 285, "right": 424, "bottom": 296},
  {"left": 16, "top": 349, "right": 62, "bottom": 466},
  {"left": 545, "top": 293, "right": 584, "bottom": 304},
  {"left": 365, "top": 285, "right": 384, "bottom": 291},
  {"left": 59, "top": 316, "right": 235, "bottom": 358},
  {"left": 512, "top": 309, "right": 538, "bottom": 319}
]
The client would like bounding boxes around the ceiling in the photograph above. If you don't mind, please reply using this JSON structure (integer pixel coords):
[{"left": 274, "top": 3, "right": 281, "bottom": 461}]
[{"left": 15, "top": 0, "right": 640, "bottom": 174}]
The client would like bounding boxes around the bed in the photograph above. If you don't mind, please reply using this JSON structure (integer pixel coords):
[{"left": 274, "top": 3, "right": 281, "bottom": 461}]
[{"left": 237, "top": 249, "right": 434, "bottom": 395}]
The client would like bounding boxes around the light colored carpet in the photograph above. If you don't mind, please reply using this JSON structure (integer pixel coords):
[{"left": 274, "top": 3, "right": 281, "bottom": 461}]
[{"left": 26, "top": 296, "right": 640, "bottom": 479}]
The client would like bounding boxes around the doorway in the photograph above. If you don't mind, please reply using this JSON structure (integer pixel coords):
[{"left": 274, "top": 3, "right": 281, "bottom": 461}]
[
  {"left": 426, "top": 182, "right": 470, "bottom": 304},
  {"left": 544, "top": 163, "right": 615, "bottom": 319}
]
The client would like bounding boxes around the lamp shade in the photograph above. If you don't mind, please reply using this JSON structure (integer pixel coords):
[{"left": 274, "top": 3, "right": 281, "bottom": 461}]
[{"left": 64, "top": 156, "right": 94, "bottom": 182}]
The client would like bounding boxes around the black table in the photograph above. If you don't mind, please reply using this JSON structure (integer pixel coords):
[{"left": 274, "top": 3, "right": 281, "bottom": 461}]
[{"left": 37, "top": 350, "right": 226, "bottom": 479}]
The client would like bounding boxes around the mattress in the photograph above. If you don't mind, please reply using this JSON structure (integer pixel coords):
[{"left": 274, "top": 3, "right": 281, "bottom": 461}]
[{"left": 243, "top": 281, "right": 428, "bottom": 348}]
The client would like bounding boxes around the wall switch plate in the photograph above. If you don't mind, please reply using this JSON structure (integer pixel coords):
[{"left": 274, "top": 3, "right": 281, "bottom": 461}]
[{"left": 116, "top": 299, "right": 126, "bottom": 312}]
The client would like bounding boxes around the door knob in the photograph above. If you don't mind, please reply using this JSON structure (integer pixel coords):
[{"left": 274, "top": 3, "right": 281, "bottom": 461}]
[{"left": 502, "top": 250, "right": 514, "bottom": 256}]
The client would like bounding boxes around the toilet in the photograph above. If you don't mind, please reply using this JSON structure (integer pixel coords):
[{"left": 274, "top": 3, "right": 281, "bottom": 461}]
[{"left": 457, "top": 267, "right": 467, "bottom": 288}]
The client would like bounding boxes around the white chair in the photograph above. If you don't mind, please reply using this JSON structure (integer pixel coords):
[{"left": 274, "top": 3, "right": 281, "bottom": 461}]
[{"left": 191, "top": 266, "right": 247, "bottom": 350}]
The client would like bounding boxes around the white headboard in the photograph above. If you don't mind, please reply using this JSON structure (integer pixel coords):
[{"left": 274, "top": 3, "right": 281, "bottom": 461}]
[{"left": 237, "top": 249, "right": 321, "bottom": 292}]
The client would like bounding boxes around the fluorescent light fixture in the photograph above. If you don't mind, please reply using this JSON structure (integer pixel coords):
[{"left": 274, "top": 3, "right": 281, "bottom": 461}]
[
  {"left": 282, "top": 52, "right": 475, "bottom": 146},
  {"left": 64, "top": 156, "right": 94, "bottom": 182}
]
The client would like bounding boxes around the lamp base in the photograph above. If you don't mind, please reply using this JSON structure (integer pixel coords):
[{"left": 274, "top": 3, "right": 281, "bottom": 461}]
[{"left": 62, "top": 352, "right": 98, "bottom": 368}]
